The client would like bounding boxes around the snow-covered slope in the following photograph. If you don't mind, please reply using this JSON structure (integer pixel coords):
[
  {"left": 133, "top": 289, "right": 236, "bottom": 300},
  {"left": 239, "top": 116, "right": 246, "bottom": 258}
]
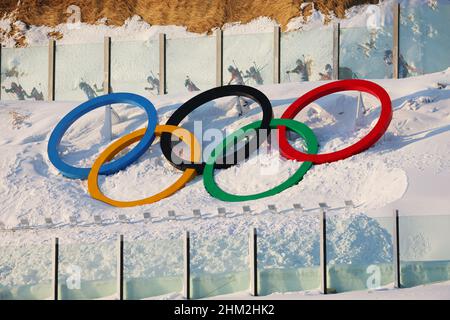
[
  {"left": 0, "top": 69, "right": 449, "bottom": 246},
  {"left": 0, "top": 69, "right": 449, "bottom": 298}
]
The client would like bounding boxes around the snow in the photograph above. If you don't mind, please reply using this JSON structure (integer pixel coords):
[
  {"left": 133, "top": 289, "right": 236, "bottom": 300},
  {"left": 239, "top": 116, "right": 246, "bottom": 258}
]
[
  {"left": 1, "top": 0, "right": 434, "bottom": 47},
  {"left": 0, "top": 70, "right": 448, "bottom": 247},
  {"left": 0, "top": 0, "right": 449, "bottom": 299},
  {"left": 56, "top": 281, "right": 450, "bottom": 300},
  {"left": 208, "top": 281, "right": 450, "bottom": 300},
  {"left": 0, "top": 15, "right": 204, "bottom": 48},
  {"left": 0, "top": 66, "right": 448, "bottom": 301}
]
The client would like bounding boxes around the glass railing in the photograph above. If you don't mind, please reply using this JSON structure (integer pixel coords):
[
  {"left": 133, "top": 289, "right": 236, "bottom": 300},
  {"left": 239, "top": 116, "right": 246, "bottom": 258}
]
[
  {"left": 281, "top": 27, "right": 333, "bottom": 82},
  {"left": 55, "top": 42, "right": 104, "bottom": 101},
  {"left": 0, "top": 45, "right": 48, "bottom": 101},
  {"left": 223, "top": 32, "right": 274, "bottom": 86},
  {"left": 124, "top": 238, "right": 183, "bottom": 300},
  {"left": 399, "top": 1, "right": 450, "bottom": 78},
  {"left": 111, "top": 39, "right": 159, "bottom": 96},
  {"left": 326, "top": 214, "right": 395, "bottom": 292},
  {"left": 0, "top": 243, "right": 52, "bottom": 300},
  {"left": 339, "top": 26, "right": 393, "bottom": 79},
  {"left": 399, "top": 214, "right": 450, "bottom": 287},
  {"left": 190, "top": 233, "right": 249, "bottom": 299},
  {"left": 1, "top": 2, "right": 449, "bottom": 102},
  {"left": 166, "top": 36, "right": 216, "bottom": 95},
  {"left": 257, "top": 212, "right": 321, "bottom": 295},
  {"left": 58, "top": 241, "right": 117, "bottom": 300},
  {"left": 1, "top": 211, "right": 450, "bottom": 300}
]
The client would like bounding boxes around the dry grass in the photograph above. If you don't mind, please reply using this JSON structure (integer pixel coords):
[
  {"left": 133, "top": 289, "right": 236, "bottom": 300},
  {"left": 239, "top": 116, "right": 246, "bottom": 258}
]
[{"left": 1, "top": 0, "right": 378, "bottom": 33}]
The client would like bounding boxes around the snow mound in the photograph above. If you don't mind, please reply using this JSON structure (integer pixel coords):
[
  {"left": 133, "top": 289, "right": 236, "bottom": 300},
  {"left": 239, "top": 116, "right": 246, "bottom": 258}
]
[{"left": 0, "top": 71, "right": 449, "bottom": 285}]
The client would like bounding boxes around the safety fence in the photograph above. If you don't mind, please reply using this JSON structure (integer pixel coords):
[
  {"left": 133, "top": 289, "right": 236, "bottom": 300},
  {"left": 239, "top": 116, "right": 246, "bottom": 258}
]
[
  {"left": 0, "top": 2, "right": 449, "bottom": 102},
  {"left": 1, "top": 207, "right": 449, "bottom": 300}
]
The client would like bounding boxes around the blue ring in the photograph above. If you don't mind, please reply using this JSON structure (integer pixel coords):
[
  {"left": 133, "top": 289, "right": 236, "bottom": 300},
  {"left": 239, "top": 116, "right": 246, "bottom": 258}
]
[{"left": 47, "top": 93, "right": 158, "bottom": 180}]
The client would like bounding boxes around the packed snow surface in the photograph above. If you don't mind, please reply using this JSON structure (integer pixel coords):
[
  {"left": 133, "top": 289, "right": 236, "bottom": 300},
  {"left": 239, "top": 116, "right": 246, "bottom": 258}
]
[
  {"left": 0, "top": 70, "right": 449, "bottom": 241},
  {"left": 209, "top": 280, "right": 450, "bottom": 300},
  {"left": 0, "top": 68, "right": 449, "bottom": 296},
  {"left": 0, "top": 0, "right": 449, "bottom": 300}
]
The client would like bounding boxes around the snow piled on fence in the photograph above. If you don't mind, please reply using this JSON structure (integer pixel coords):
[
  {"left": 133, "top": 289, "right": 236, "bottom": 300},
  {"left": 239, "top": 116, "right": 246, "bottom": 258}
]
[
  {"left": 0, "top": 68, "right": 449, "bottom": 292},
  {"left": 0, "top": 0, "right": 414, "bottom": 47}
]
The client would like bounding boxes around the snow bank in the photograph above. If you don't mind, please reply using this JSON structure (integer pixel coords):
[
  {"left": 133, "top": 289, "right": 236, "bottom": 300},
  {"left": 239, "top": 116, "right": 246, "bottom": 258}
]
[
  {"left": 0, "top": 68, "right": 449, "bottom": 295},
  {"left": 0, "top": 70, "right": 448, "bottom": 237}
]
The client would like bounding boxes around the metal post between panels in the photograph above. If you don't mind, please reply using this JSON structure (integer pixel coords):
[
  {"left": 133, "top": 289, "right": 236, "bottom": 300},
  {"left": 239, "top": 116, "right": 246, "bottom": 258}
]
[
  {"left": 104, "top": 36, "right": 111, "bottom": 94},
  {"left": 393, "top": 3, "right": 400, "bottom": 79},
  {"left": 320, "top": 210, "right": 328, "bottom": 294},
  {"left": 159, "top": 33, "right": 166, "bottom": 95},
  {"left": 183, "top": 231, "right": 190, "bottom": 299},
  {"left": 273, "top": 26, "right": 281, "bottom": 84},
  {"left": 117, "top": 234, "right": 124, "bottom": 300},
  {"left": 393, "top": 209, "right": 401, "bottom": 288},
  {"left": 52, "top": 237, "right": 59, "bottom": 300},
  {"left": 249, "top": 227, "right": 258, "bottom": 296},
  {"left": 103, "top": 36, "right": 112, "bottom": 141},
  {"left": 216, "top": 29, "right": 223, "bottom": 87},
  {"left": 332, "top": 23, "right": 340, "bottom": 80},
  {"left": 48, "top": 39, "right": 56, "bottom": 101}
]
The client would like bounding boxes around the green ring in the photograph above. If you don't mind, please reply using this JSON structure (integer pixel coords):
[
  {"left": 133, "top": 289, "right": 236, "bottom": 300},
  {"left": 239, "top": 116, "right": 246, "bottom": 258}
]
[{"left": 203, "top": 118, "right": 318, "bottom": 202}]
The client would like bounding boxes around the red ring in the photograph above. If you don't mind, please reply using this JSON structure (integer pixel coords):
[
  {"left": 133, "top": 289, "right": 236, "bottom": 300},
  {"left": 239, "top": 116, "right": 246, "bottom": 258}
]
[{"left": 279, "top": 79, "right": 392, "bottom": 164}]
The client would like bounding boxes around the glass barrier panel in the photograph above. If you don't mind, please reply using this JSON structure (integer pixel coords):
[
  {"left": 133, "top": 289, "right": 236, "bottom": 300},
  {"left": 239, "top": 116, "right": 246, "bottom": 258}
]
[
  {"left": 58, "top": 241, "right": 116, "bottom": 300},
  {"left": 166, "top": 36, "right": 216, "bottom": 95},
  {"left": 124, "top": 238, "right": 183, "bottom": 300},
  {"left": 111, "top": 39, "right": 159, "bottom": 97},
  {"left": 399, "top": 1, "right": 450, "bottom": 77},
  {"left": 1, "top": 46, "right": 48, "bottom": 101},
  {"left": 339, "top": 26, "right": 393, "bottom": 79},
  {"left": 223, "top": 33, "right": 273, "bottom": 87},
  {"left": 326, "top": 213, "right": 394, "bottom": 293},
  {"left": 191, "top": 233, "right": 249, "bottom": 299},
  {"left": 399, "top": 215, "right": 450, "bottom": 288},
  {"left": 0, "top": 243, "right": 52, "bottom": 300},
  {"left": 55, "top": 42, "right": 103, "bottom": 101},
  {"left": 257, "top": 213, "right": 320, "bottom": 295},
  {"left": 281, "top": 27, "right": 333, "bottom": 82}
]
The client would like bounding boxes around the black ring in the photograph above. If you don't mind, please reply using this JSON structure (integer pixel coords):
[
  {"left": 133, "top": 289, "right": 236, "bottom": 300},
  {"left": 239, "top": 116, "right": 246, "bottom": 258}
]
[{"left": 160, "top": 85, "right": 273, "bottom": 174}]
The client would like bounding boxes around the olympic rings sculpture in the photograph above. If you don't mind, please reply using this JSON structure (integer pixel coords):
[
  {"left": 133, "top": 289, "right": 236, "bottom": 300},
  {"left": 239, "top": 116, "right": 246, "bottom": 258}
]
[
  {"left": 160, "top": 85, "right": 273, "bottom": 173},
  {"left": 47, "top": 80, "right": 392, "bottom": 207},
  {"left": 48, "top": 93, "right": 158, "bottom": 179},
  {"left": 88, "top": 125, "right": 201, "bottom": 207}
]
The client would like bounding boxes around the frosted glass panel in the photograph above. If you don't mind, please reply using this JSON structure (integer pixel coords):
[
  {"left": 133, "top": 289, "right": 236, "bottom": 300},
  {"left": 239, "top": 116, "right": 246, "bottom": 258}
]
[
  {"left": 258, "top": 214, "right": 320, "bottom": 295},
  {"left": 400, "top": 215, "right": 450, "bottom": 288},
  {"left": 1, "top": 46, "right": 48, "bottom": 101},
  {"left": 340, "top": 27, "right": 393, "bottom": 79},
  {"left": 223, "top": 33, "right": 273, "bottom": 86},
  {"left": 58, "top": 242, "right": 116, "bottom": 300},
  {"left": 281, "top": 27, "right": 333, "bottom": 82},
  {"left": 399, "top": 1, "right": 450, "bottom": 78},
  {"left": 167, "top": 36, "right": 215, "bottom": 94},
  {"left": 124, "top": 239, "right": 183, "bottom": 300},
  {"left": 0, "top": 244, "right": 52, "bottom": 300},
  {"left": 55, "top": 43, "right": 103, "bottom": 101},
  {"left": 326, "top": 214, "right": 394, "bottom": 293},
  {"left": 191, "top": 234, "right": 249, "bottom": 299},
  {"left": 111, "top": 40, "right": 159, "bottom": 97}
]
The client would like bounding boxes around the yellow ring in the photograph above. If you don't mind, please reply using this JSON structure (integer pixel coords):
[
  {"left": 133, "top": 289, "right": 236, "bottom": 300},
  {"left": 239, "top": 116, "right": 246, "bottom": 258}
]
[{"left": 88, "top": 125, "right": 201, "bottom": 207}]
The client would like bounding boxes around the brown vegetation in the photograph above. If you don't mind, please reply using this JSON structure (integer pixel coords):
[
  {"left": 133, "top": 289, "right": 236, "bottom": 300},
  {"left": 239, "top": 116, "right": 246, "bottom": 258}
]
[{"left": 1, "top": 0, "right": 378, "bottom": 33}]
